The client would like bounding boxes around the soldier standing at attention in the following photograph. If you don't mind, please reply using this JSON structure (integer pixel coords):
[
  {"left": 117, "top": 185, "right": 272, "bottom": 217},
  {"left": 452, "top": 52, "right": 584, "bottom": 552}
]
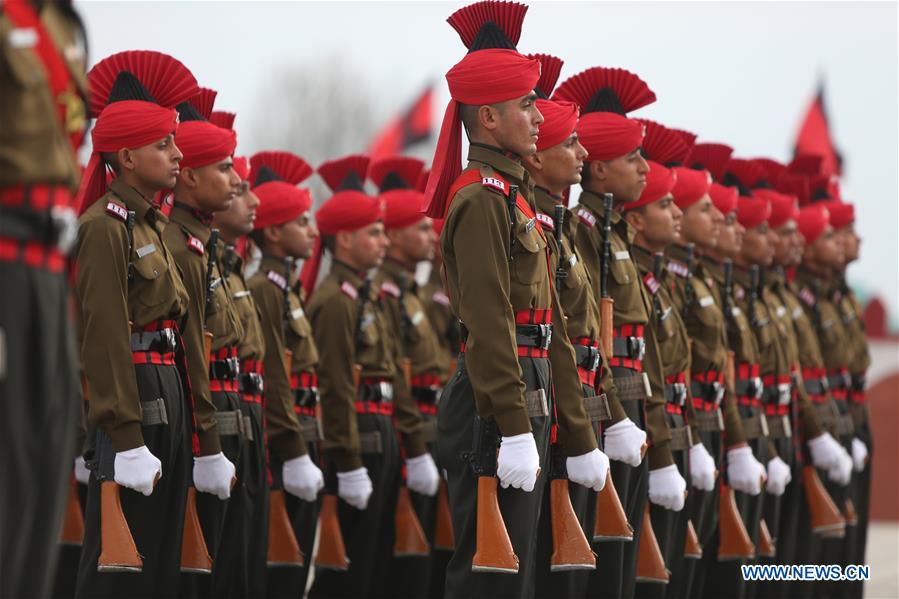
[
  {"left": 0, "top": 1, "right": 88, "bottom": 595},
  {"left": 423, "top": 2, "right": 609, "bottom": 597}
]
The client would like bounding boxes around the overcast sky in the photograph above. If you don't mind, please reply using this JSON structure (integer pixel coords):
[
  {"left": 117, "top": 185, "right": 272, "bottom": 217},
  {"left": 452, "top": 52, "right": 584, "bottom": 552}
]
[{"left": 79, "top": 1, "right": 899, "bottom": 324}]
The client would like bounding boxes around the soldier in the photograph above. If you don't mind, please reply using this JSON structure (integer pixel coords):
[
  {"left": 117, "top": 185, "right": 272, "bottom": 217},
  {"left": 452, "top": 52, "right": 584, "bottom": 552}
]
[
  {"left": 73, "top": 53, "right": 232, "bottom": 598},
  {"left": 244, "top": 150, "right": 326, "bottom": 598},
  {"left": 422, "top": 3, "right": 609, "bottom": 597},
  {"left": 366, "top": 155, "right": 444, "bottom": 598},
  {"left": 521, "top": 53, "right": 627, "bottom": 599},
  {"left": 0, "top": 1, "right": 87, "bottom": 595},
  {"left": 163, "top": 102, "right": 243, "bottom": 597},
  {"left": 554, "top": 66, "right": 677, "bottom": 599},
  {"left": 304, "top": 154, "right": 434, "bottom": 599}
]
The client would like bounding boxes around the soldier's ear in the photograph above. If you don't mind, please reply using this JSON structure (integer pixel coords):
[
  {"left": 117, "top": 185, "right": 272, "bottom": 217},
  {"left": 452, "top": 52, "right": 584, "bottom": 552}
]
[
  {"left": 478, "top": 104, "right": 500, "bottom": 132},
  {"left": 589, "top": 159, "right": 606, "bottom": 182},
  {"left": 179, "top": 166, "right": 199, "bottom": 189},
  {"left": 262, "top": 225, "right": 280, "bottom": 246},
  {"left": 522, "top": 151, "right": 542, "bottom": 172},
  {"left": 623, "top": 208, "right": 644, "bottom": 233},
  {"left": 335, "top": 230, "right": 354, "bottom": 253},
  {"left": 117, "top": 147, "right": 135, "bottom": 172}
]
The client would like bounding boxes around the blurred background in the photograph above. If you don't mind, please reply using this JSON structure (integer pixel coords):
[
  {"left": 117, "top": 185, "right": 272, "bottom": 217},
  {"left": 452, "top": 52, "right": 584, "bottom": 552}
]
[{"left": 78, "top": 3, "right": 897, "bottom": 593}]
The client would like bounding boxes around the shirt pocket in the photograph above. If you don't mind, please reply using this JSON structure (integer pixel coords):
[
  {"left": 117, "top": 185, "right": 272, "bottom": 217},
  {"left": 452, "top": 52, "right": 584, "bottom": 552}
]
[
  {"left": 131, "top": 246, "right": 171, "bottom": 308},
  {"left": 511, "top": 222, "right": 548, "bottom": 286}
]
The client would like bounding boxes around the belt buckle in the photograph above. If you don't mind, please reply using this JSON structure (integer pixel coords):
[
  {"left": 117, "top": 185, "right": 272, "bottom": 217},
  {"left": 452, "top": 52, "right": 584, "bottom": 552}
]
[
  {"left": 590, "top": 347, "right": 600, "bottom": 371},
  {"left": 50, "top": 205, "right": 78, "bottom": 255},
  {"left": 713, "top": 382, "right": 725, "bottom": 405},
  {"left": 540, "top": 324, "right": 553, "bottom": 350},
  {"left": 751, "top": 377, "right": 763, "bottom": 400},
  {"left": 777, "top": 383, "right": 791, "bottom": 406},
  {"left": 163, "top": 328, "right": 177, "bottom": 352},
  {"left": 379, "top": 382, "right": 393, "bottom": 402},
  {"left": 675, "top": 382, "right": 687, "bottom": 406},
  {"left": 631, "top": 337, "right": 646, "bottom": 360}
]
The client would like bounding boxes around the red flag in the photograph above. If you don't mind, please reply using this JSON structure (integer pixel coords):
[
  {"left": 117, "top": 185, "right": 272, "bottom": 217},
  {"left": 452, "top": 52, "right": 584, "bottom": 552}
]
[
  {"left": 368, "top": 85, "right": 433, "bottom": 161},
  {"left": 793, "top": 85, "right": 843, "bottom": 176}
]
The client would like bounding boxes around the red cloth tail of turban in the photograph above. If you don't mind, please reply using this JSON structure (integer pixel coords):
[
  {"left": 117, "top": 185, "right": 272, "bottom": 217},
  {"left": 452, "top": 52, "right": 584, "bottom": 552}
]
[
  {"left": 423, "top": 48, "right": 540, "bottom": 218},
  {"left": 534, "top": 98, "right": 579, "bottom": 152},
  {"left": 629, "top": 161, "right": 676, "bottom": 209},
  {"left": 300, "top": 237, "right": 325, "bottom": 298},
  {"left": 232, "top": 156, "right": 250, "bottom": 182},
  {"left": 177, "top": 120, "right": 237, "bottom": 170},
  {"left": 76, "top": 100, "right": 179, "bottom": 215}
]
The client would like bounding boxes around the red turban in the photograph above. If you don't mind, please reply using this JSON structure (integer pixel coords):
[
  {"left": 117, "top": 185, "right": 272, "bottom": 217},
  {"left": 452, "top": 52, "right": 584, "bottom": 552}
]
[
  {"left": 798, "top": 205, "right": 830, "bottom": 244},
  {"left": 232, "top": 156, "right": 250, "bottom": 181},
  {"left": 754, "top": 189, "right": 798, "bottom": 229},
  {"left": 423, "top": 48, "right": 541, "bottom": 218},
  {"left": 736, "top": 196, "right": 771, "bottom": 230},
  {"left": 671, "top": 167, "right": 711, "bottom": 210},
  {"left": 629, "top": 161, "right": 676, "bottom": 209},
  {"left": 369, "top": 156, "right": 428, "bottom": 230},
  {"left": 534, "top": 98, "right": 579, "bottom": 152},
  {"left": 176, "top": 120, "right": 237, "bottom": 170},
  {"left": 710, "top": 183, "right": 738, "bottom": 216},
  {"left": 820, "top": 200, "right": 854, "bottom": 229},
  {"left": 576, "top": 112, "right": 644, "bottom": 162},
  {"left": 76, "top": 100, "right": 179, "bottom": 214},
  {"left": 253, "top": 183, "right": 312, "bottom": 229}
]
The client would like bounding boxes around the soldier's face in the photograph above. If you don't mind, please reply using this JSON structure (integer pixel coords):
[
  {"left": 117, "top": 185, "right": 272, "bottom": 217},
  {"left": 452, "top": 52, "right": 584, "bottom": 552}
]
[
  {"left": 773, "top": 222, "right": 802, "bottom": 267},
  {"left": 190, "top": 158, "right": 241, "bottom": 212},
  {"left": 627, "top": 195, "right": 681, "bottom": 250},
  {"left": 349, "top": 222, "right": 389, "bottom": 270},
  {"left": 491, "top": 93, "right": 543, "bottom": 157},
  {"left": 388, "top": 218, "right": 436, "bottom": 263},
  {"left": 741, "top": 223, "right": 774, "bottom": 266},
  {"left": 536, "top": 133, "right": 587, "bottom": 190},
  {"left": 838, "top": 225, "right": 861, "bottom": 264},
  {"left": 280, "top": 211, "right": 318, "bottom": 260},
  {"left": 809, "top": 227, "right": 845, "bottom": 269},
  {"left": 682, "top": 195, "right": 720, "bottom": 250},
  {"left": 127, "top": 134, "right": 182, "bottom": 191},
  {"left": 213, "top": 182, "right": 258, "bottom": 238},
  {"left": 717, "top": 212, "right": 744, "bottom": 257},
  {"left": 596, "top": 149, "right": 649, "bottom": 203}
]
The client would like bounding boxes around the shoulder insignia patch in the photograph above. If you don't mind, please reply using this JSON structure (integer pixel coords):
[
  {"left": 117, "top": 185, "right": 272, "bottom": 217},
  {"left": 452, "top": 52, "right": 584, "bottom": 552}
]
[
  {"left": 340, "top": 281, "right": 359, "bottom": 299},
  {"left": 380, "top": 281, "right": 401, "bottom": 299},
  {"left": 186, "top": 235, "right": 205, "bottom": 256},
  {"left": 105, "top": 202, "right": 127, "bottom": 222},
  {"left": 576, "top": 207, "right": 596, "bottom": 227},
  {"left": 642, "top": 272, "right": 660, "bottom": 295},
  {"left": 266, "top": 270, "right": 287, "bottom": 291},
  {"left": 799, "top": 287, "right": 816, "bottom": 307},
  {"left": 536, "top": 212, "right": 555, "bottom": 231},
  {"left": 667, "top": 260, "right": 689, "bottom": 278},
  {"left": 432, "top": 291, "right": 450, "bottom": 306},
  {"left": 481, "top": 177, "right": 506, "bottom": 194}
]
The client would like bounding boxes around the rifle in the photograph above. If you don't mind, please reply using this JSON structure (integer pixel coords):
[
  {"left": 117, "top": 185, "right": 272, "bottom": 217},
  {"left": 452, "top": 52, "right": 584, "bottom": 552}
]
[
  {"left": 59, "top": 473, "right": 85, "bottom": 546},
  {"left": 635, "top": 503, "right": 669, "bottom": 583},
  {"left": 651, "top": 251, "right": 665, "bottom": 322},
  {"left": 553, "top": 204, "right": 568, "bottom": 291},
  {"left": 682, "top": 243, "right": 696, "bottom": 320},
  {"left": 464, "top": 417, "right": 518, "bottom": 573},
  {"left": 593, "top": 193, "right": 635, "bottom": 542},
  {"left": 747, "top": 265, "right": 760, "bottom": 330},
  {"left": 549, "top": 447, "right": 596, "bottom": 571},
  {"left": 507, "top": 185, "right": 519, "bottom": 260}
]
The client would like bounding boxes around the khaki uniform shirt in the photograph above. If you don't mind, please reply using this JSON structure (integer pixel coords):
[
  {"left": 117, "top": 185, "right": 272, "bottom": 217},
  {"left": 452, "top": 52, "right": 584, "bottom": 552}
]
[
  {"left": 307, "top": 260, "right": 426, "bottom": 471},
  {"left": 420, "top": 266, "right": 458, "bottom": 381},
  {"left": 440, "top": 145, "right": 596, "bottom": 458},
  {"left": 75, "top": 179, "right": 216, "bottom": 453}
]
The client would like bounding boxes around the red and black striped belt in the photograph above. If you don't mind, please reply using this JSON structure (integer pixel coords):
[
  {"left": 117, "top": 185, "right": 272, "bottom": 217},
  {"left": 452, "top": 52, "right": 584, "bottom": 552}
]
[
  {"left": 827, "top": 367, "right": 851, "bottom": 401},
  {"left": 209, "top": 346, "right": 239, "bottom": 393},
  {"left": 572, "top": 337, "right": 601, "bottom": 387},
  {"left": 460, "top": 308, "right": 553, "bottom": 359},
  {"left": 691, "top": 369, "right": 725, "bottom": 406},
  {"left": 239, "top": 359, "right": 264, "bottom": 403},
  {"left": 665, "top": 372, "right": 687, "bottom": 407},
  {"left": 849, "top": 372, "right": 866, "bottom": 404},
  {"left": 355, "top": 376, "right": 394, "bottom": 415},
  {"left": 0, "top": 184, "right": 76, "bottom": 273},
  {"left": 290, "top": 372, "right": 318, "bottom": 390},
  {"left": 735, "top": 362, "right": 763, "bottom": 406},
  {"left": 608, "top": 324, "right": 645, "bottom": 372},
  {"left": 762, "top": 374, "right": 792, "bottom": 406},
  {"left": 131, "top": 319, "right": 179, "bottom": 366},
  {"left": 765, "top": 404, "right": 790, "bottom": 416},
  {"left": 802, "top": 366, "right": 830, "bottom": 403},
  {"left": 410, "top": 373, "right": 442, "bottom": 389}
]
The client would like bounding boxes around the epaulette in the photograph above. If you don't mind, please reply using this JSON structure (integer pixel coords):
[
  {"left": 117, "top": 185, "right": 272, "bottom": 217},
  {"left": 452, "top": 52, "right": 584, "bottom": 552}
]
[
  {"left": 266, "top": 270, "right": 287, "bottom": 291},
  {"left": 105, "top": 201, "right": 127, "bottom": 222},
  {"left": 340, "top": 281, "right": 358, "bottom": 299},
  {"left": 799, "top": 287, "right": 816, "bottom": 307},
  {"left": 667, "top": 260, "right": 689, "bottom": 279},
  {"left": 642, "top": 272, "right": 660, "bottom": 295},
  {"left": 380, "top": 281, "right": 401, "bottom": 299},
  {"left": 432, "top": 290, "right": 450, "bottom": 307},
  {"left": 535, "top": 212, "right": 554, "bottom": 231},
  {"left": 575, "top": 207, "right": 596, "bottom": 227},
  {"left": 481, "top": 176, "right": 507, "bottom": 195},
  {"left": 186, "top": 234, "right": 205, "bottom": 256}
]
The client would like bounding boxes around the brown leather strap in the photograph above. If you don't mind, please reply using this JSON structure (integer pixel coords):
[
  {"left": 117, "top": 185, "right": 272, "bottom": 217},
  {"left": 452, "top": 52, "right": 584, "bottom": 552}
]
[
  {"left": 849, "top": 403, "right": 869, "bottom": 431},
  {"left": 525, "top": 389, "right": 549, "bottom": 418},
  {"left": 299, "top": 415, "right": 322, "bottom": 443},
  {"left": 765, "top": 414, "right": 792, "bottom": 440},
  {"left": 692, "top": 409, "right": 723, "bottom": 432},
  {"left": 741, "top": 413, "right": 769, "bottom": 440},
  {"left": 614, "top": 371, "right": 648, "bottom": 402},
  {"left": 217, "top": 411, "right": 245, "bottom": 437},
  {"left": 669, "top": 425, "right": 692, "bottom": 451},
  {"left": 359, "top": 431, "right": 383, "bottom": 454},
  {"left": 584, "top": 394, "right": 611, "bottom": 422},
  {"left": 243, "top": 416, "right": 254, "bottom": 442},
  {"left": 140, "top": 398, "right": 168, "bottom": 426}
]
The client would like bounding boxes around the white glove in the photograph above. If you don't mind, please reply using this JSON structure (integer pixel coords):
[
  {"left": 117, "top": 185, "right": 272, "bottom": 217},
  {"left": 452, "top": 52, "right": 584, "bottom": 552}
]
[
  {"left": 765, "top": 456, "right": 792, "bottom": 496},
  {"left": 566, "top": 448, "right": 609, "bottom": 492},
  {"left": 850, "top": 438, "right": 868, "bottom": 472},
  {"left": 193, "top": 452, "right": 236, "bottom": 500},
  {"left": 726, "top": 445, "right": 766, "bottom": 496},
  {"left": 648, "top": 464, "right": 687, "bottom": 511},
  {"left": 74, "top": 455, "right": 91, "bottom": 485},
  {"left": 283, "top": 455, "right": 325, "bottom": 502},
  {"left": 602, "top": 418, "right": 647, "bottom": 467},
  {"left": 405, "top": 453, "right": 440, "bottom": 497},
  {"left": 114, "top": 446, "right": 162, "bottom": 496},
  {"left": 337, "top": 467, "right": 373, "bottom": 510},
  {"left": 808, "top": 432, "right": 845, "bottom": 471},
  {"left": 689, "top": 443, "right": 716, "bottom": 492},
  {"left": 497, "top": 433, "right": 540, "bottom": 492},
  {"left": 827, "top": 449, "right": 853, "bottom": 486}
]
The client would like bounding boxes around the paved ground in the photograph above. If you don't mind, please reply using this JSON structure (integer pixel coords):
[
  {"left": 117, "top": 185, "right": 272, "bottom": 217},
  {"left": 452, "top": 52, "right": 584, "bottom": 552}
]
[{"left": 866, "top": 521, "right": 898, "bottom": 598}]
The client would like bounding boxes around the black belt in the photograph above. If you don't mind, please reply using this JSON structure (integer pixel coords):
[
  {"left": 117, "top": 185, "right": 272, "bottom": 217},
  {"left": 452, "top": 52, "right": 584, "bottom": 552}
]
[
  {"left": 827, "top": 373, "right": 851, "bottom": 391},
  {"left": 850, "top": 373, "right": 866, "bottom": 392},
  {"left": 209, "top": 358, "right": 240, "bottom": 381},
  {"left": 130, "top": 328, "right": 177, "bottom": 353},
  {"left": 411, "top": 386, "right": 440, "bottom": 406},
  {"left": 763, "top": 384, "right": 791, "bottom": 406},
  {"left": 0, "top": 205, "right": 77, "bottom": 253},
  {"left": 293, "top": 387, "right": 319, "bottom": 409},
  {"left": 515, "top": 323, "right": 553, "bottom": 351},
  {"left": 691, "top": 380, "right": 724, "bottom": 406},
  {"left": 612, "top": 336, "right": 646, "bottom": 360},
  {"left": 358, "top": 381, "right": 394, "bottom": 403},
  {"left": 805, "top": 378, "right": 828, "bottom": 396},
  {"left": 239, "top": 372, "right": 264, "bottom": 395},
  {"left": 735, "top": 377, "right": 763, "bottom": 400},
  {"left": 574, "top": 344, "right": 601, "bottom": 371},
  {"left": 665, "top": 382, "right": 687, "bottom": 406}
]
